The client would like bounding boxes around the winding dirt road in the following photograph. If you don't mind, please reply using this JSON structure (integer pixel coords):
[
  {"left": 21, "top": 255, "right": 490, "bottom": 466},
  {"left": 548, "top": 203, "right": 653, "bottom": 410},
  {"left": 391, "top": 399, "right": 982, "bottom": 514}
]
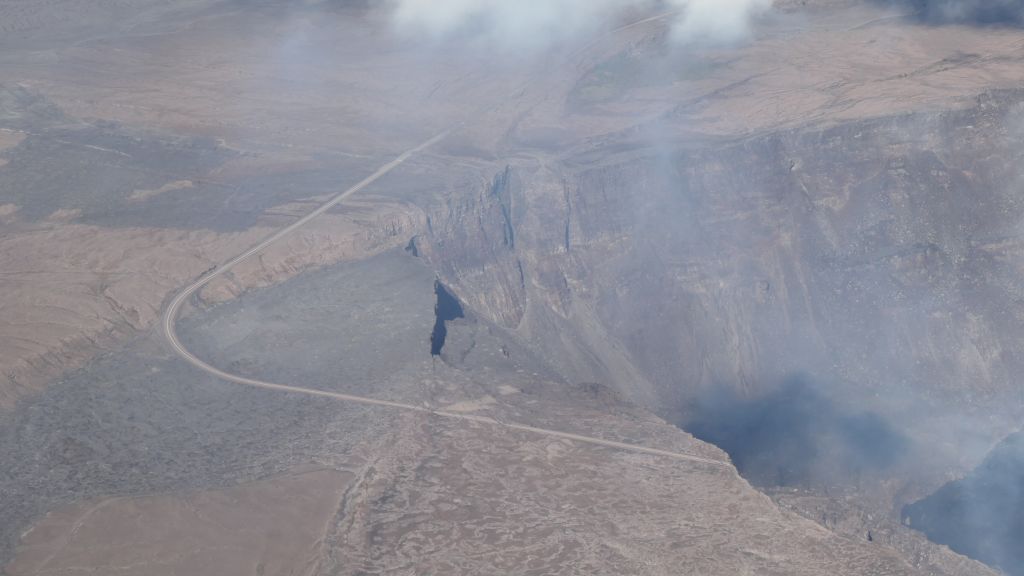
[
  {"left": 160, "top": 10, "right": 730, "bottom": 468},
  {"left": 159, "top": 130, "right": 727, "bottom": 467}
]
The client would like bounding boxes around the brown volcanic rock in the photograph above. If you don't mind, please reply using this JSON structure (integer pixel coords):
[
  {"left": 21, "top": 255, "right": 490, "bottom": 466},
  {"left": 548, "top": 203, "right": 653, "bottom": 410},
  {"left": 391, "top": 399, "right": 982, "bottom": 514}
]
[
  {"left": 2, "top": 405, "right": 956, "bottom": 576},
  {"left": 317, "top": 411, "right": 930, "bottom": 576},
  {"left": 0, "top": 1, "right": 1019, "bottom": 575},
  {"left": 7, "top": 468, "right": 354, "bottom": 576},
  {"left": 0, "top": 222, "right": 262, "bottom": 406},
  {"left": 0, "top": 199, "right": 420, "bottom": 407}
]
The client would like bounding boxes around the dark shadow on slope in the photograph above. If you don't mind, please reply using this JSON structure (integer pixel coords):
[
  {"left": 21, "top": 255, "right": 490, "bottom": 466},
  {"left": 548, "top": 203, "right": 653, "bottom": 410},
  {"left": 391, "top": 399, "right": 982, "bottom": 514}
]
[
  {"left": 683, "top": 376, "right": 909, "bottom": 488},
  {"left": 877, "top": 0, "right": 1024, "bottom": 25},
  {"left": 919, "top": 0, "right": 1024, "bottom": 24},
  {"left": 430, "top": 281, "right": 464, "bottom": 356}
]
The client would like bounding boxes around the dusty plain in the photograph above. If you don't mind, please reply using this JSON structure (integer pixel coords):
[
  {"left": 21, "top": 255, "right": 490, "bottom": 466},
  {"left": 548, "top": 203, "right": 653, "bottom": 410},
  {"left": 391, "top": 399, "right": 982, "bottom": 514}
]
[{"left": 1, "top": 0, "right": 1023, "bottom": 575}]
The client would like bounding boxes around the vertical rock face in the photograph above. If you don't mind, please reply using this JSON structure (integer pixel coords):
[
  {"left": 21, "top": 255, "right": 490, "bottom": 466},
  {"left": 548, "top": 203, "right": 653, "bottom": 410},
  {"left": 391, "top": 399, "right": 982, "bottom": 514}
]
[
  {"left": 420, "top": 90, "right": 1024, "bottom": 487},
  {"left": 418, "top": 167, "right": 527, "bottom": 329}
]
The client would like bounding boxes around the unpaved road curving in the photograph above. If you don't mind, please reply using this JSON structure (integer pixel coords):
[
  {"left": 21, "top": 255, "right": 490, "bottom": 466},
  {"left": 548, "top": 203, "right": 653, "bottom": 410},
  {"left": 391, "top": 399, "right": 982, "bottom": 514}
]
[{"left": 160, "top": 129, "right": 728, "bottom": 469}]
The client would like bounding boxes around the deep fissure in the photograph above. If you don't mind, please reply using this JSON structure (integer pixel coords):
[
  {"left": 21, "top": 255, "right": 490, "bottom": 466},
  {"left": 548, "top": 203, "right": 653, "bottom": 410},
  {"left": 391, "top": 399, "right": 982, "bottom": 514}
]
[{"left": 430, "top": 281, "right": 464, "bottom": 356}]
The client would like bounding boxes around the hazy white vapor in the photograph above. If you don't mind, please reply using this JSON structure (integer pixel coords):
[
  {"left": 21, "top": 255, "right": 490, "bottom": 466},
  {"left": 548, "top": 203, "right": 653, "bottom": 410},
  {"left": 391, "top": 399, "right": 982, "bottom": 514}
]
[
  {"left": 390, "top": 0, "right": 627, "bottom": 48},
  {"left": 388, "top": 0, "right": 772, "bottom": 49},
  {"left": 668, "top": 0, "right": 772, "bottom": 45}
]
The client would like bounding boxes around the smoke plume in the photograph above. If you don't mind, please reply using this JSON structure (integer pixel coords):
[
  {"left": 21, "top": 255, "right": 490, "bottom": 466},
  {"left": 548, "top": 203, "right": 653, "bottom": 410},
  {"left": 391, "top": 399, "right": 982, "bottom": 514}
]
[
  {"left": 669, "top": 0, "right": 771, "bottom": 44},
  {"left": 684, "top": 377, "right": 909, "bottom": 488},
  {"left": 903, "top": 431, "right": 1024, "bottom": 575},
  {"left": 387, "top": 0, "right": 772, "bottom": 50}
]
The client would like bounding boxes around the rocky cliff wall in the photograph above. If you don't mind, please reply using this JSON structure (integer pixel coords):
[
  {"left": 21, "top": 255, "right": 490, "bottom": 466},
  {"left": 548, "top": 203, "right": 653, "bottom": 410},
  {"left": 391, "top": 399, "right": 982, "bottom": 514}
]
[{"left": 419, "top": 89, "right": 1024, "bottom": 489}]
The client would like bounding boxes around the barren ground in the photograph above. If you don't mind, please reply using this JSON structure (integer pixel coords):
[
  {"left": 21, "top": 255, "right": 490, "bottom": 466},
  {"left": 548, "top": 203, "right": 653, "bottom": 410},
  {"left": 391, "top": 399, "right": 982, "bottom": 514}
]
[{"left": 0, "top": 1, "right": 1020, "bottom": 574}]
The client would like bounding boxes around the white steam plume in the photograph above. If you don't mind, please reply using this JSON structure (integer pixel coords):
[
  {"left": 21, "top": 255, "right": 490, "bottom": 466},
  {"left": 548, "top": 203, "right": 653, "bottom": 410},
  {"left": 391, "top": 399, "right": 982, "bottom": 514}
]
[
  {"left": 388, "top": 0, "right": 772, "bottom": 49},
  {"left": 668, "top": 0, "right": 772, "bottom": 45}
]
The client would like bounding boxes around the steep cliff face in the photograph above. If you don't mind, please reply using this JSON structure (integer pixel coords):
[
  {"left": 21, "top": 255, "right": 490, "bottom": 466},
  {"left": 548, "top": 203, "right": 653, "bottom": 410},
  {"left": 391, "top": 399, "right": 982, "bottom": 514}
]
[
  {"left": 577, "top": 91, "right": 1024, "bottom": 416},
  {"left": 420, "top": 90, "right": 1024, "bottom": 489},
  {"left": 418, "top": 167, "right": 527, "bottom": 328}
]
